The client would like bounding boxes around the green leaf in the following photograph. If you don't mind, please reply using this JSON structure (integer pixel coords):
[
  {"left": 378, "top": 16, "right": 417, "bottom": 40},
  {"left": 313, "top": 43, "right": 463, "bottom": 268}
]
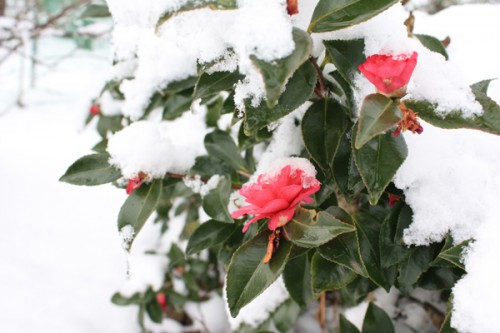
[
  {"left": 471, "top": 79, "right": 495, "bottom": 94},
  {"left": 419, "top": 267, "right": 463, "bottom": 291},
  {"left": 404, "top": 84, "right": 500, "bottom": 135},
  {"left": 111, "top": 292, "right": 142, "bottom": 306},
  {"left": 355, "top": 94, "right": 402, "bottom": 149},
  {"left": 194, "top": 71, "right": 243, "bottom": 100},
  {"left": 283, "top": 208, "right": 355, "bottom": 248},
  {"left": 318, "top": 207, "right": 368, "bottom": 277},
  {"left": 324, "top": 39, "right": 365, "bottom": 86},
  {"left": 333, "top": 131, "right": 366, "bottom": 201},
  {"left": 311, "top": 252, "right": 357, "bottom": 294},
  {"left": 190, "top": 155, "right": 234, "bottom": 179},
  {"left": 163, "top": 93, "right": 192, "bottom": 120},
  {"left": 356, "top": 213, "right": 395, "bottom": 291},
  {"left": 59, "top": 153, "right": 121, "bottom": 186},
  {"left": 145, "top": 298, "right": 163, "bottom": 323},
  {"left": 435, "top": 239, "right": 470, "bottom": 270},
  {"left": 273, "top": 299, "right": 301, "bottom": 333},
  {"left": 204, "top": 130, "right": 249, "bottom": 172},
  {"left": 226, "top": 229, "right": 292, "bottom": 317},
  {"left": 80, "top": 4, "right": 111, "bottom": 18},
  {"left": 340, "top": 276, "right": 377, "bottom": 306},
  {"left": 186, "top": 220, "right": 238, "bottom": 255},
  {"left": 283, "top": 252, "right": 314, "bottom": 308},
  {"left": 379, "top": 204, "right": 412, "bottom": 268},
  {"left": 362, "top": 302, "right": 395, "bottom": 333},
  {"left": 302, "top": 99, "right": 349, "bottom": 171},
  {"left": 244, "top": 61, "right": 317, "bottom": 133},
  {"left": 397, "top": 246, "right": 434, "bottom": 294},
  {"left": 97, "top": 115, "right": 123, "bottom": 138},
  {"left": 414, "top": 34, "right": 449, "bottom": 60},
  {"left": 309, "top": 0, "right": 399, "bottom": 33},
  {"left": 252, "top": 28, "right": 312, "bottom": 108},
  {"left": 117, "top": 180, "right": 163, "bottom": 250},
  {"left": 340, "top": 314, "right": 361, "bottom": 333},
  {"left": 202, "top": 175, "right": 233, "bottom": 223},
  {"left": 353, "top": 129, "right": 408, "bottom": 205}
]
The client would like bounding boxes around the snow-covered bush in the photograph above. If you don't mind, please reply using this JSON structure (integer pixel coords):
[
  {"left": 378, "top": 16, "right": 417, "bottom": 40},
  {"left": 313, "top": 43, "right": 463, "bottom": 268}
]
[{"left": 61, "top": 0, "right": 500, "bottom": 332}]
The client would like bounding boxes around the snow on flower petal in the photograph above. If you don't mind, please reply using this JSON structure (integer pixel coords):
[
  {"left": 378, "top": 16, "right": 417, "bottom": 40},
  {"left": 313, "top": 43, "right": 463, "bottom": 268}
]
[
  {"left": 231, "top": 158, "right": 320, "bottom": 232},
  {"left": 358, "top": 52, "right": 418, "bottom": 95}
]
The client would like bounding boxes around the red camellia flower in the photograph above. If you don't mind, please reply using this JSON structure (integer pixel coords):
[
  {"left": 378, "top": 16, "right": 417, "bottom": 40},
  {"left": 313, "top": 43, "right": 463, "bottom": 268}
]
[
  {"left": 287, "top": 0, "right": 299, "bottom": 15},
  {"left": 156, "top": 292, "right": 167, "bottom": 312},
  {"left": 358, "top": 52, "right": 418, "bottom": 95},
  {"left": 90, "top": 104, "right": 101, "bottom": 116},
  {"left": 231, "top": 162, "right": 320, "bottom": 233}
]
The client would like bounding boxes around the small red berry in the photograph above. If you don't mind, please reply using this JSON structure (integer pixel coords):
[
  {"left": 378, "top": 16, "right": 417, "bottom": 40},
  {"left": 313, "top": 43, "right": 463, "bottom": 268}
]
[
  {"left": 90, "top": 104, "right": 101, "bottom": 116},
  {"left": 388, "top": 194, "right": 401, "bottom": 207}
]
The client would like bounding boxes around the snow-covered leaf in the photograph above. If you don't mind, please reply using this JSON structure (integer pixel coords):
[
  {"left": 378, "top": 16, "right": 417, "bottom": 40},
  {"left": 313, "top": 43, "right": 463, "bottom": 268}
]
[{"left": 194, "top": 71, "right": 243, "bottom": 101}]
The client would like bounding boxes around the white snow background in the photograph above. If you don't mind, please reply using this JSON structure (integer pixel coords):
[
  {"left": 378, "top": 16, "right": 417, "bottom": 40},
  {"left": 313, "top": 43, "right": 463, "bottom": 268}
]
[{"left": 0, "top": 3, "right": 500, "bottom": 333}]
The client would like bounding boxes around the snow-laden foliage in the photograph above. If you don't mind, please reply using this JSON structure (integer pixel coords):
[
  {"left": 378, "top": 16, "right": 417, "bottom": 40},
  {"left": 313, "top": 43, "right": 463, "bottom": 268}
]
[{"left": 60, "top": 0, "right": 500, "bottom": 332}]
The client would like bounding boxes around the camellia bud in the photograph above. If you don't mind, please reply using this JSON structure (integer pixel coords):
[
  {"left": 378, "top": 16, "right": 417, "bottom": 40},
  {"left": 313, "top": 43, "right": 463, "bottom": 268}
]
[
  {"left": 90, "top": 104, "right": 101, "bottom": 116},
  {"left": 358, "top": 52, "right": 418, "bottom": 98},
  {"left": 287, "top": 0, "right": 298, "bottom": 16}
]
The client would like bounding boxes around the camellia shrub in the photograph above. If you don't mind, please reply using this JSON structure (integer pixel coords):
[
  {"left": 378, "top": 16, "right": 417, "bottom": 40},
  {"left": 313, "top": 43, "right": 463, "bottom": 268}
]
[{"left": 60, "top": 0, "right": 500, "bottom": 332}]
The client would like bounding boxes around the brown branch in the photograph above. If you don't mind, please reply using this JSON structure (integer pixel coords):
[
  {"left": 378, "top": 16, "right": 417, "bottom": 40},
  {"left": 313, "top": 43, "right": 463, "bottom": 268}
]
[{"left": 309, "top": 56, "right": 327, "bottom": 98}]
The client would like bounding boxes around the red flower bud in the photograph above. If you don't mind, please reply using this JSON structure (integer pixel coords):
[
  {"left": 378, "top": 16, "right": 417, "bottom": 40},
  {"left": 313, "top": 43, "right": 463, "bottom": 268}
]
[
  {"left": 358, "top": 52, "right": 418, "bottom": 96},
  {"left": 126, "top": 172, "right": 148, "bottom": 195},
  {"left": 156, "top": 292, "right": 167, "bottom": 312},
  {"left": 388, "top": 194, "right": 401, "bottom": 207},
  {"left": 287, "top": 0, "right": 299, "bottom": 15},
  {"left": 90, "top": 104, "right": 101, "bottom": 116}
]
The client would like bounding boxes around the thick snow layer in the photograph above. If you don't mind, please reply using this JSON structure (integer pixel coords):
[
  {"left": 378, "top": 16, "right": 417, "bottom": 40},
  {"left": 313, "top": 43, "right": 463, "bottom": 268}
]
[
  {"left": 317, "top": 4, "right": 481, "bottom": 117},
  {"left": 108, "top": 0, "right": 295, "bottom": 119},
  {"left": 107, "top": 111, "right": 207, "bottom": 179}
]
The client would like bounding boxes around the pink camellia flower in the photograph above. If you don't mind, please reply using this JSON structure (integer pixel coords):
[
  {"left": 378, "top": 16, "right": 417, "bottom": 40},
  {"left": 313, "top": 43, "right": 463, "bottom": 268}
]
[
  {"left": 231, "top": 160, "right": 320, "bottom": 233},
  {"left": 358, "top": 52, "right": 418, "bottom": 96}
]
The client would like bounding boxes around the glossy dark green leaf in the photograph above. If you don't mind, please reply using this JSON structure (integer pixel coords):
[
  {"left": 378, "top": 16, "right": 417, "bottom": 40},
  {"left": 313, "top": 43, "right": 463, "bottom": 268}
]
[
  {"left": 283, "top": 252, "right": 314, "bottom": 307},
  {"left": 340, "top": 314, "right": 361, "bottom": 333},
  {"left": 163, "top": 93, "right": 191, "bottom": 120},
  {"left": 353, "top": 129, "right": 408, "bottom": 205},
  {"left": 340, "top": 276, "right": 377, "bottom": 306},
  {"left": 194, "top": 71, "right": 243, "bottom": 100},
  {"left": 435, "top": 239, "right": 470, "bottom": 270},
  {"left": 362, "top": 302, "right": 395, "bottom": 333},
  {"left": 415, "top": 34, "right": 449, "bottom": 60},
  {"left": 302, "top": 99, "right": 349, "bottom": 171},
  {"left": 204, "top": 130, "right": 249, "bottom": 172},
  {"left": 145, "top": 298, "right": 163, "bottom": 323},
  {"left": 97, "top": 115, "right": 123, "bottom": 138},
  {"left": 283, "top": 208, "right": 355, "bottom": 248},
  {"left": 202, "top": 176, "right": 233, "bottom": 223},
  {"left": 324, "top": 39, "right": 365, "bottom": 86},
  {"left": 190, "top": 155, "right": 234, "bottom": 179},
  {"left": 226, "top": 229, "right": 292, "bottom": 317},
  {"left": 333, "top": 131, "right": 366, "bottom": 201},
  {"left": 356, "top": 213, "right": 395, "bottom": 291},
  {"left": 311, "top": 252, "right": 357, "bottom": 294},
  {"left": 404, "top": 85, "right": 500, "bottom": 135},
  {"left": 379, "top": 204, "right": 412, "bottom": 268},
  {"left": 397, "top": 246, "right": 434, "bottom": 294},
  {"left": 273, "top": 299, "right": 301, "bottom": 333},
  {"left": 186, "top": 220, "right": 238, "bottom": 255},
  {"left": 244, "top": 61, "right": 317, "bottom": 133},
  {"left": 60, "top": 153, "right": 121, "bottom": 186},
  {"left": 91, "top": 139, "right": 108, "bottom": 153},
  {"left": 309, "top": 0, "right": 399, "bottom": 33},
  {"left": 355, "top": 94, "right": 402, "bottom": 149},
  {"left": 318, "top": 207, "right": 368, "bottom": 277},
  {"left": 252, "top": 28, "right": 312, "bottom": 108},
  {"left": 117, "top": 180, "right": 163, "bottom": 250},
  {"left": 419, "top": 267, "right": 463, "bottom": 291}
]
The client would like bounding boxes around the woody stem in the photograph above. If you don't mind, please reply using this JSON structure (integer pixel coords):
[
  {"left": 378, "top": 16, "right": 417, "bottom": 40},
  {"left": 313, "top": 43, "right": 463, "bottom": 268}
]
[{"left": 320, "top": 291, "right": 327, "bottom": 333}]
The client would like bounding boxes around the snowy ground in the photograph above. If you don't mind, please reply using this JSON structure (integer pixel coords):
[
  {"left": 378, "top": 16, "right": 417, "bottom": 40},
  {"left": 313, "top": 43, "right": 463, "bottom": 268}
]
[
  {"left": 0, "top": 38, "right": 138, "bottom": 332},
  {"left": 0, "top": 3, "right": 500, "bottom": 333}
]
